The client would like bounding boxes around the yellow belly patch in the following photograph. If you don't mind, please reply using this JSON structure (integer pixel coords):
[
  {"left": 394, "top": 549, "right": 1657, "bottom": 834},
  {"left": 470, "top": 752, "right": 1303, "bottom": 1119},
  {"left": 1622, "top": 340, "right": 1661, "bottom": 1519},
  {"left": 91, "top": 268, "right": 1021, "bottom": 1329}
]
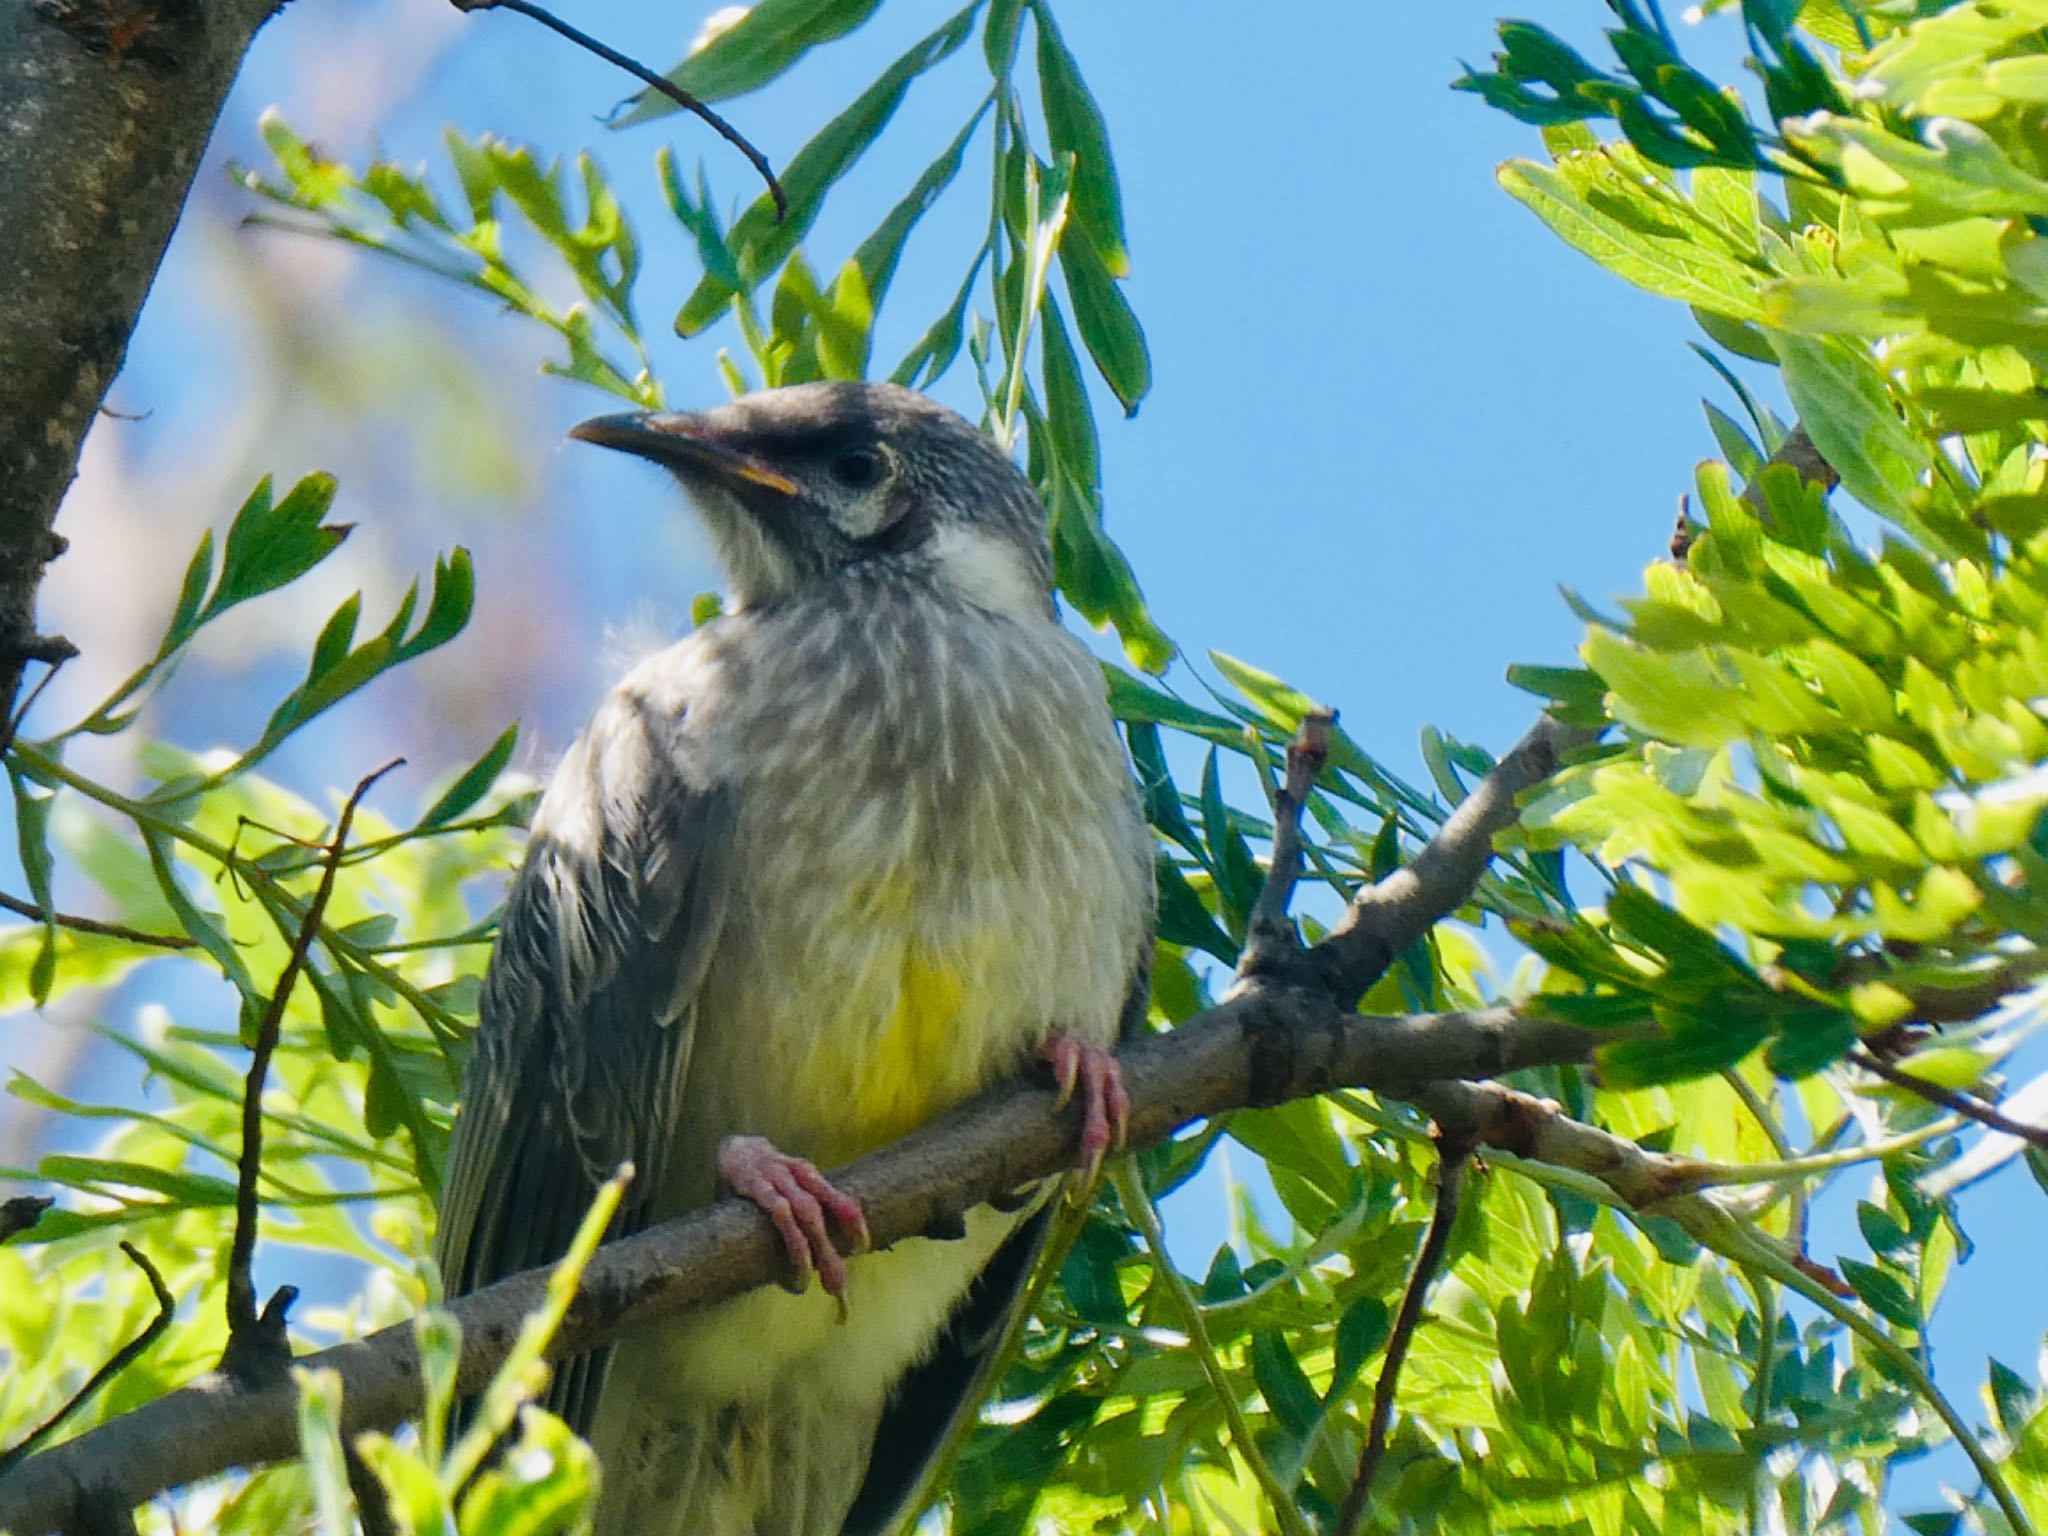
[
  {"left": 815, "top": 933, "right": 1007, "bottom": 1163},
  {"left": 847, "top": 948, "right": 970, "bottom": 1147}
]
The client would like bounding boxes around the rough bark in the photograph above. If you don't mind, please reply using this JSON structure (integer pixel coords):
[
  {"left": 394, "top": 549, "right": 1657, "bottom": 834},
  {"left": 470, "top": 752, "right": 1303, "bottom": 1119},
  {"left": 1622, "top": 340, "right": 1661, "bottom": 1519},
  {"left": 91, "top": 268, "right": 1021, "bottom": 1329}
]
[{"left": 0, "top": 0, "right": 283, "bottom": 714}]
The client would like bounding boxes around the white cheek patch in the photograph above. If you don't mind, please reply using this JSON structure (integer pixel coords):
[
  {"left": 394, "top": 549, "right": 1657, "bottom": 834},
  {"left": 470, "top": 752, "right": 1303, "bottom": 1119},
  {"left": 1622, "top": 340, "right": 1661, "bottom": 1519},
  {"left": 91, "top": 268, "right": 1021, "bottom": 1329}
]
[
  {"left": 834, "top": 491, "right": 894, "bottom": 541},
  {"left": 927, "top": 524, "right": 1045, "bottom": 617}
]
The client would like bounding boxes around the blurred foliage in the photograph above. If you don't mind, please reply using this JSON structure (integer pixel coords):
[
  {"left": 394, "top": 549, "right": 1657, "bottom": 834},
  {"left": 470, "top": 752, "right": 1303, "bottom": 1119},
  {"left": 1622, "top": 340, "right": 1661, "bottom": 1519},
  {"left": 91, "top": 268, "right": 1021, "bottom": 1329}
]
[{"left": 3, "top": 3, "right": 2048, "bottom": 1536}]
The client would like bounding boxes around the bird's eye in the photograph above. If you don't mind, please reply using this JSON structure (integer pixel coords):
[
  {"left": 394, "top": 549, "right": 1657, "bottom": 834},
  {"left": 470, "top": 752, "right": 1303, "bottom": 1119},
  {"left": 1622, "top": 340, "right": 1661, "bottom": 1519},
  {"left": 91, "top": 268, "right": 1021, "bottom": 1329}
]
[{"left": 829, "top": 448, "right": 886, "bottom": 490}]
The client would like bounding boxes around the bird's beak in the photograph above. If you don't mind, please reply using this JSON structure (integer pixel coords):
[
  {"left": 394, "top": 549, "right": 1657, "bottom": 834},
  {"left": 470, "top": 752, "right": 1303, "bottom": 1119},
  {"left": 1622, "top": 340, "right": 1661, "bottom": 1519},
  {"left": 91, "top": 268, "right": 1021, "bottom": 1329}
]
[{"left": 568, "top": 412, "right": 800, "bottom": 497}]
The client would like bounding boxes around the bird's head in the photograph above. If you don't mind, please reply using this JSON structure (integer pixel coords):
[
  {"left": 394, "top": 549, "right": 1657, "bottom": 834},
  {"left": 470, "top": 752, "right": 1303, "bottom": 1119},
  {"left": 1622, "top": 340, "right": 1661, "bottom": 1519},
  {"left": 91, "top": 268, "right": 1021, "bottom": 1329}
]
[{"left": 570, "top": 382, "right": 1054, "bottom": 616}]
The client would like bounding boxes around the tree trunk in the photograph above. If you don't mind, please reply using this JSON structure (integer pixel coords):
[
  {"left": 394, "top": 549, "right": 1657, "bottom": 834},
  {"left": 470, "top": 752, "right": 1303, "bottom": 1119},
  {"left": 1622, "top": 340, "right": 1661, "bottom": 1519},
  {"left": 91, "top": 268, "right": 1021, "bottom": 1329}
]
[{"left": 0, "top": 0, "right": 285, "bottom": 716}]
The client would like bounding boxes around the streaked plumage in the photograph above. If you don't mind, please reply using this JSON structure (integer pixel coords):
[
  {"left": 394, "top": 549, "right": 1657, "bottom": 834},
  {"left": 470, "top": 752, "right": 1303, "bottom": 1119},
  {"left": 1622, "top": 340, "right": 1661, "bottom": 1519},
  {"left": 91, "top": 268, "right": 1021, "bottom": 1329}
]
[{"left": 436, "top": 382, "right": 1154, "bottom": 1535}]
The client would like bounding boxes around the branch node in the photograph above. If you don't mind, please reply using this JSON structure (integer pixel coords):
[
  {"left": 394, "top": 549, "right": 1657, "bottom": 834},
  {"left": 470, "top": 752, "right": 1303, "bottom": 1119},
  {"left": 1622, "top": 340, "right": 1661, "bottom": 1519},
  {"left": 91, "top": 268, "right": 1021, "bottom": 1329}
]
[
  {"left": 1236, "top": 708, "right": 1336, "bottom": 987},
  {"left": 217, "top": 1285, "right": 299, "bottom": 1391}
]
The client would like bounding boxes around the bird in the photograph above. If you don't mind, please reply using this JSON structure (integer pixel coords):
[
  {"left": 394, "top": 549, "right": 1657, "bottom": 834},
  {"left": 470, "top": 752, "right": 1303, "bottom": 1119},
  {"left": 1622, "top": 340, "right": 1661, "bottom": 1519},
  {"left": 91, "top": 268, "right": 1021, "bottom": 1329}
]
[{"left": 434, "top": 380, "right": 1156, "bottom": 1535}]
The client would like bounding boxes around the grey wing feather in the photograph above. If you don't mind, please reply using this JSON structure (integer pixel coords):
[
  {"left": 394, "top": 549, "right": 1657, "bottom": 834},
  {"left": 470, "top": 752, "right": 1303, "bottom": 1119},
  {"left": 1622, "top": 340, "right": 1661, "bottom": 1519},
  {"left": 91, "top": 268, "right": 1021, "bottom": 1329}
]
[{"left": 436, "top": 687, "right": 734, "bottom": 1435}]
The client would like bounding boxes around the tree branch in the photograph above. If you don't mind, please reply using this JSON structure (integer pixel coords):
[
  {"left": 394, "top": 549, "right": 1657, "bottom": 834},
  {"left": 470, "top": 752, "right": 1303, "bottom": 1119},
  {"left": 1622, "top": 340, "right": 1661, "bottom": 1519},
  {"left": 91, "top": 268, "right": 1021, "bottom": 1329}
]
[
  {"left": 1311, "top": 713, "right": 1597, "bottom": 1007},
  {"left": 1334, "top": 1135, "right": 1468, "bottom": 1536},
  {"left": 0, "top": 668, "right": 1611, "bottom": 1526},
  {"left": 451, "top": 0, "right": 787, "bottom": 219},
  {"left": 0, "top": 0, "right": 286, "bottom": 718},
  {"left": 222, "top": 762, "right": 400, "bottom": 1376},
  {"left": 0, "top": 1242, "right": 173, "bottom": 1479},
  {"left": 0, "top": 999, "right": 1609, "bottom": 1528},
  {"left": 1237, "top": 708, "right": 1334, "bottom": 985},
  {"left": 0, "top": 891, "right": 195, "bottom": 950},
  {"left": 1850, "top": 1046, "right": 2048, "bottom": 1152}
]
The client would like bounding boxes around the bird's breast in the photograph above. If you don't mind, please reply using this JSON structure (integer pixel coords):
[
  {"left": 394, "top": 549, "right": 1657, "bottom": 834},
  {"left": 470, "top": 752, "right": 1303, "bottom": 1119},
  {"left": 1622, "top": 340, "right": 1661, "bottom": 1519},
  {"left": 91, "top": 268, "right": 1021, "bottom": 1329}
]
[{"left": 667, "top": 598, "right": 1151, "bottom": 1184}]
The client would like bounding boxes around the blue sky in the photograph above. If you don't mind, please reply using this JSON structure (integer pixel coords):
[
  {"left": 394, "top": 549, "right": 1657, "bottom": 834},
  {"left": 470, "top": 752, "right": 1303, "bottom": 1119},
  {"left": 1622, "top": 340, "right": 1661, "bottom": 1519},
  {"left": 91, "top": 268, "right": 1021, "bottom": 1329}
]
[{"left": 13, "top": 0, "right": 2044, "bottom": 1521}]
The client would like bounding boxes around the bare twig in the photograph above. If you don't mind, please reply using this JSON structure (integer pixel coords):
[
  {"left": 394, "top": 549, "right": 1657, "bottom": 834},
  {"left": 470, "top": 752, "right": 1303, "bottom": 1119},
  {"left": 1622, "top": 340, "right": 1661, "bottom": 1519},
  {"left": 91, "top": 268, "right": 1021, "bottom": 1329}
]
[
  {"left": 1312, "top": 713, "right": 1596, "bottom": 1008},
  {"left": 0, "top": 1195, "right": 53, "bottom": 1244},
  {"left": 1116, "top": 1164, "right": 1314, "bottom": 1536},
  {"left": 1237, "top": 708, "right": 1335, "bottom": 986},
  {"left": 1333, "top": 1137, "right": 1470, "bottom": 1536},
  {"left": 223, "top": 761, "right": 402, "bottom": 1360},
  {"left": 451, "top": 0, "right": 788, "bottom": 219},
  {"left": 0, "top": 891, "right": 194, "bottom": 950},
  {"left": 0, "top": 1242, "right": 174, "bottom": 1477},
  {"left": 0, "top": 649, "right": 68, "bottom": 757},
  {"left": 1849, "top": 1047, "right": 2048, "bottom": 1152}
]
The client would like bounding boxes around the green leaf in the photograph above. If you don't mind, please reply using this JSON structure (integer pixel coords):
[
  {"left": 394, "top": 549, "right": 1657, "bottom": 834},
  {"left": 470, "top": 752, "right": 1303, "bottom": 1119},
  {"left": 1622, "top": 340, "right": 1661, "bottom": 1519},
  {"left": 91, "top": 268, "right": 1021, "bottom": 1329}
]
[
  {"left": 1062, "top": 1218, "right": 1131, "bottom": 1325},
  {"left": 1153, "top": 854, "right": 1235, "bottom": 964},
  {"left": 1606, "top": 882, "right": 1757, "bottom": 983},
  {"left": 1032, "top": 0, "right": 1129, "bottom": 277},
  {"left": 1199, "top": 748, "right": 1261, "bottom": 933},
  {"left": 395, "top": 549, "right": 477, "bottom": 662},
  {"left": 1497, "top": 156, "right": 1764, "bottom": 319},
  {"left": 1597, "top": 1014, "right": 1769, "bottom": 1087},
  {"left": 139, "top": 829, "right": 259, "bottom": 1008},
  {"left": 1770, "top": 333, "right": 1923, "bottom": 530},
  {"left": 1211, "top": 652, "right": 1322, "bottom": 739},
  {"left": 416, "top": 724, "right": 519, "bottom": 831},
  {"left": 1839, "top": 1257, "right": 1921, "bottom": 1329},
  {"left": 169, "top": 475, "right": 349, "bottom": 654},
  {"left": 8, "top": 767, "right": 56, "bottom": 927},
  {"left": 1250, "top": 1328, "right": 1322, "bottom": 1443},
  {"left": 1057, "top": 217, "right": 1150, "bottom": 413},
  {"left": 1329, "top": 1296, "right": 1391, "bottom": 1405},
  {"left": 1102, "top": 668, "right": 1241, "bottom": 745},
  {"left": 674, "top": 5, "right": 981, "bottom": 335},
  {"left": 847, "top": 105, "right": 988, "bottom": 316},
  {"left": 1126, "top": 721, "right": 1199, "bottom": 854},
  {"left": 1990, "top": 1357, "right": 2036, "bottom": 1439},
  {"left": 890, "top": 258, "right": 982, "bottom": 389},
  {"left": 658, "top": 151, "right": 743, "bottom": 293},
  {"left": 984, "top": 0, "right": 1025, "bottom": 77},
  {"left": 613, "top": 0, "right": 888, "bottom": 123},
  {"left": 1856, "top": 1199, "right": 1912, "bottom": 1256}
]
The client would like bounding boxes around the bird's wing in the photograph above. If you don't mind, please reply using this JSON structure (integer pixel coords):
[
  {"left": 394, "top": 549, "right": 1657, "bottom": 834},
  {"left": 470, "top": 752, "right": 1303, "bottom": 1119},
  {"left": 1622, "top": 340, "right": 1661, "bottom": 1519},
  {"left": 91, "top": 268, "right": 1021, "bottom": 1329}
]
[
  {"left": 436, "top": 684, "right": 735, "bottom": 1435},
  {"left": 841, "top": 933, "right": 1156, "bottom": 1536}
]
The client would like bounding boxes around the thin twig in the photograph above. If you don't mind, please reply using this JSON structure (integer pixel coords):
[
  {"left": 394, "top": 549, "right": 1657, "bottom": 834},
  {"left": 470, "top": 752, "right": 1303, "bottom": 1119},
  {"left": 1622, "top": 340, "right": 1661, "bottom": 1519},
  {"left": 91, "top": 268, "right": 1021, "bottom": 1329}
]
[
  {"left": 0, "top": 890, "right": 194, "bottom": 950},
  {"left": 1720, "top": 1068, "right": 1808, "bottom": 1248},
  {"left": 0, "top": 651, "right": 67, "bottom": 758},
  {"left": 1237, "top": 709, "right": 1335, "bottom": 985},
  {"left": 0, "top": 1242, "right": 174, "bottom": 1476},
  {"left": 1849, "top": 1047, "right": 2048, "bottom": 1151},
  {"left": 1313, "top": 714, "right": 1596, "bottom": 1008},
  {"left": 224, "top": 760, "right": 403, "bottom": 1343},
  {"left": 1114, "top": 1163, "right": 1316, "bottom": 1536},
  {"left": 1333, "top": 1138, "right": 1469, "bottom": 1536},
  {"left": 452, "top": 0, "right": 788, "bottom": 220}
]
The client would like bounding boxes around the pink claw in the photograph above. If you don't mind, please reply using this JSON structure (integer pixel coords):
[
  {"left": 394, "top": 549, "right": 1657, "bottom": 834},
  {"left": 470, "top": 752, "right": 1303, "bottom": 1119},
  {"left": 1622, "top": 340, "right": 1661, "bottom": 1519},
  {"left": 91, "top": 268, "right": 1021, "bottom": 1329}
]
[
  {"left": 1040, "top": 1036, "right": 1128, "bottom": 1184},
  {"left": 717, "top": 1135, "right": 869, "bottom": 1297}
]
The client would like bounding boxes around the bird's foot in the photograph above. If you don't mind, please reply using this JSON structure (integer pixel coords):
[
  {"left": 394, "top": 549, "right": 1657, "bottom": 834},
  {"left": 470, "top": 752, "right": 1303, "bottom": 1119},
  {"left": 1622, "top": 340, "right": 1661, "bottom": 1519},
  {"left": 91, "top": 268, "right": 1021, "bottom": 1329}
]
[
  {"left": 717, "top": 1135, "right": 869, "bottom": 1298},
  {"left": 1041, "top": 1035, "right": 1128, "bottom": 1187}
]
